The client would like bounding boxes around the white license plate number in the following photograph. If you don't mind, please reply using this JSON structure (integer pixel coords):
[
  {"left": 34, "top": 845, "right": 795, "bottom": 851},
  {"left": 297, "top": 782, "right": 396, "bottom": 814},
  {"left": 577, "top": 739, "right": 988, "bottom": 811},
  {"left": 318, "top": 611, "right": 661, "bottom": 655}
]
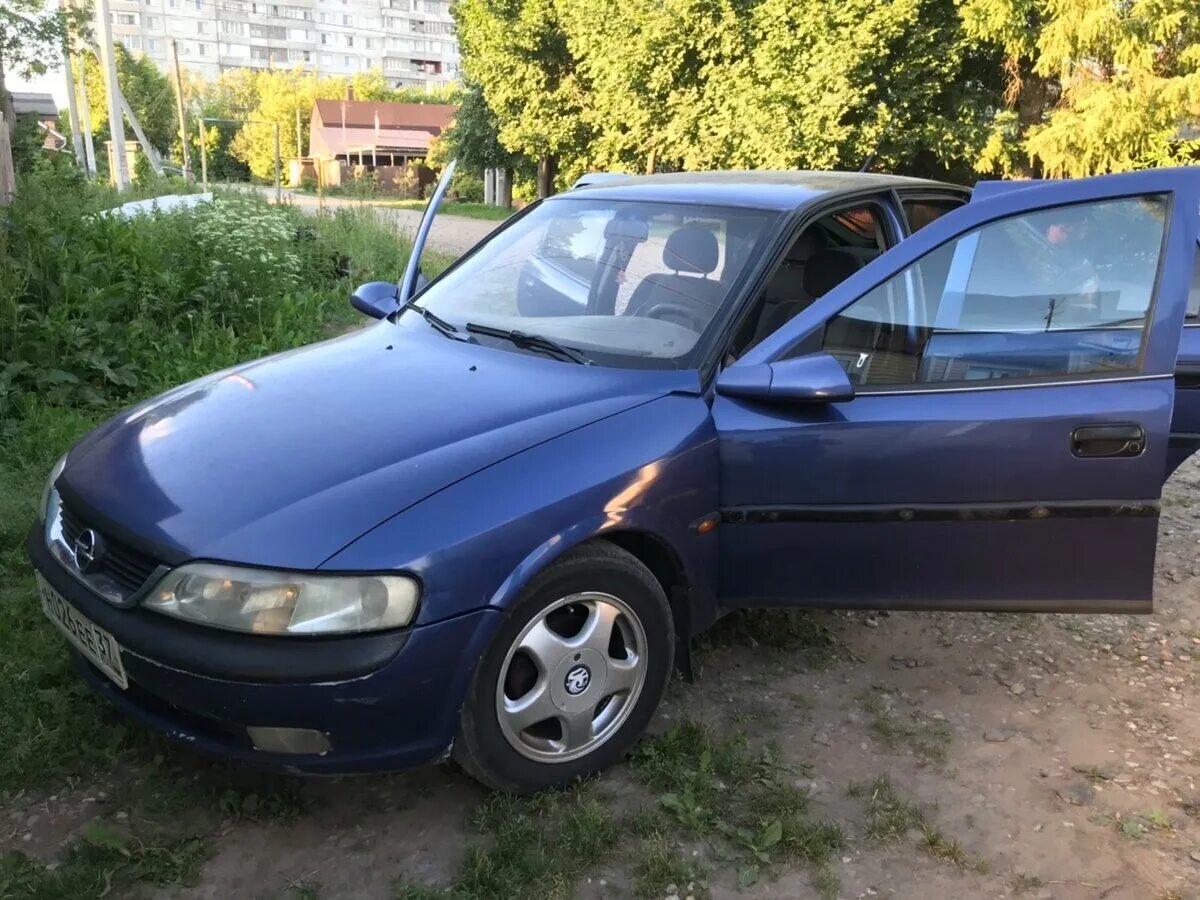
[{"left": 37, "top": 574, "right": 128, "bottom": 690}]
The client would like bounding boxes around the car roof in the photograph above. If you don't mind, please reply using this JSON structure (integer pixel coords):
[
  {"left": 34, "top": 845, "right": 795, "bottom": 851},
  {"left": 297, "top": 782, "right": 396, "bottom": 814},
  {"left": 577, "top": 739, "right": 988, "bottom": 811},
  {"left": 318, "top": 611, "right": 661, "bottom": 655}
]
[{"left": 557, "top": 170, "right": 965, "bottom": 211}]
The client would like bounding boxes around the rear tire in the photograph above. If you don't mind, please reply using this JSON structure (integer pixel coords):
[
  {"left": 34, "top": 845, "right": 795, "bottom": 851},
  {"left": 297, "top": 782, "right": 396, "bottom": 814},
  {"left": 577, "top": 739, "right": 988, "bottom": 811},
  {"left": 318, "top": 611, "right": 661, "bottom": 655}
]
[{"left": 453, "top": 542, "right": 674, "bottom": 793}]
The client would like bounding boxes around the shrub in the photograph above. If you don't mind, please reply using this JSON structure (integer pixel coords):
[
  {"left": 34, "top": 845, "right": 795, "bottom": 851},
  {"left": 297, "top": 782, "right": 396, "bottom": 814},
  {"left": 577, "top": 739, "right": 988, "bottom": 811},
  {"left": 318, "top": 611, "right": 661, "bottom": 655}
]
[
  {"left": 451, "top": 168, "right": 486, "bottom": 203},
  {"left": 0, "top": 170, "right": 414, "bottom": 435}
]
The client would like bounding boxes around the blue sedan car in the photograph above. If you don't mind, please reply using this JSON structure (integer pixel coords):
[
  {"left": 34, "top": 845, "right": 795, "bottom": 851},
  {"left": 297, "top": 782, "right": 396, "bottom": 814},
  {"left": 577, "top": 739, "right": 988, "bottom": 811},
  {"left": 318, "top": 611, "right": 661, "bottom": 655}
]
[{"left": 29, "top": 165, "right": 1200, "bottom": 792}]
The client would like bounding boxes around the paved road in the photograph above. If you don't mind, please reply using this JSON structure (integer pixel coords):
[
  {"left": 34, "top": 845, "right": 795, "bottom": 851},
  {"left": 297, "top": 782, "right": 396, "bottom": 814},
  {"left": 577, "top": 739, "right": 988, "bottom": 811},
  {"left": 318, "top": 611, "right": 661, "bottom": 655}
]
[{"left": 254, "top": 186, "right": 504, "bottom": 257}]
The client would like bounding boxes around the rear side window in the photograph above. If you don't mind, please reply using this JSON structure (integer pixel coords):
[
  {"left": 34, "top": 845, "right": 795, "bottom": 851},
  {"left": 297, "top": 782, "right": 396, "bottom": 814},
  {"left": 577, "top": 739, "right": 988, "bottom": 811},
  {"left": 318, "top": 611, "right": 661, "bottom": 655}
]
[
  {"left": 902, "top": 197, "right": 966, "bottom": 233},
  {"left": 822, "top": 195, "right": 1169, "bottom": 388}
]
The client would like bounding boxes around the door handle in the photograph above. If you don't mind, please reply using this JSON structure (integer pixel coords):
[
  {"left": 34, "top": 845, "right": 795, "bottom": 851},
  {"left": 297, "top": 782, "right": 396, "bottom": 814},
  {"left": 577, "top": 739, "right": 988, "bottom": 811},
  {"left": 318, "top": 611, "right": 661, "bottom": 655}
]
[{"left": 1071, "top": 424, "right": 1146, "bottom": 458}]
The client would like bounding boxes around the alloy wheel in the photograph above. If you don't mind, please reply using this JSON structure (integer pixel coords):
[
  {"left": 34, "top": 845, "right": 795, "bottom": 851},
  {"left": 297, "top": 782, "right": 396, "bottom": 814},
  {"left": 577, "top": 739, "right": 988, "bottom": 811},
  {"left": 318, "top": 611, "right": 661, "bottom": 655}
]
[{"left": 495, "top": 591, "right": 648, "bottom": 763}]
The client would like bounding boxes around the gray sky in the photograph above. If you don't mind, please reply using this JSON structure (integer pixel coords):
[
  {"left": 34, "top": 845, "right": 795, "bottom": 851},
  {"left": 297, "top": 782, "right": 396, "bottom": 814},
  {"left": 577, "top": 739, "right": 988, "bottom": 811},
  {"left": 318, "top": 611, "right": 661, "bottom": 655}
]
[{"left": 11, "top": 66, "right": 69, "bottom": 108}]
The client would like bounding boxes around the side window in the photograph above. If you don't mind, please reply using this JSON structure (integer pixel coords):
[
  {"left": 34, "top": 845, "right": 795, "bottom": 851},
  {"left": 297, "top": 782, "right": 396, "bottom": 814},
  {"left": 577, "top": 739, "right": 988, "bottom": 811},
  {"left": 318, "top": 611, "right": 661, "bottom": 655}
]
[
  {"left": 901, "top": 197, "right": 965, "bottom": 233},
  {"left": 730, "top": 204, "right": 889, "bottom": 358},
  {"left": 822, "top": 195, "right": 1169, "bottom": 388}
]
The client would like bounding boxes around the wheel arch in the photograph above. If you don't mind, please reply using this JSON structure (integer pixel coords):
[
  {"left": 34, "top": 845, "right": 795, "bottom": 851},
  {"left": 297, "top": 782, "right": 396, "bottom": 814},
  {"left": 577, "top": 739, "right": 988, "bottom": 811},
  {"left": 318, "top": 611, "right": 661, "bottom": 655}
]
[{"left": 597, "top": 529, "right": 691, "bottom": 629}]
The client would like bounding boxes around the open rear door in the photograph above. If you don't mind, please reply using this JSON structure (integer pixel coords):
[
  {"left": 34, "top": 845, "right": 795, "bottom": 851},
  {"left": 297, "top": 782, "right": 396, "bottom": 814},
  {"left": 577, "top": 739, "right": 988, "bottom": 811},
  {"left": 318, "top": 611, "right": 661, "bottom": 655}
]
[
  {"left": 715, "top": 168, "right": 1200, "bottom": 613},
  {"left": 399, "top": 159, "right": 457, "bottom": 303},
  {"left": 1167, "top": 242, "right": 1200, "bottom": 475}
]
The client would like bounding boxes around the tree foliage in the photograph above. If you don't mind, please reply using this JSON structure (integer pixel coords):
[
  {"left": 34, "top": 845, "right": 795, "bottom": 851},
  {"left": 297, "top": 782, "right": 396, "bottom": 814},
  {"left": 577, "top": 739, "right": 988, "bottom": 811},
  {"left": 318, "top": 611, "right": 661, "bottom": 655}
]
[
  {"left": 438, "top": 79, "right": 518, "bottom": 171},
  {"left": 962, "top": 0, "right": 1199, "bottom": 175},
  {"left": 0, "top": 0, "right": 83, "bottom": 83},
  {"left": 458, "top": 0, "right": 1198, "bottom": 188},
  {"left": 190, "top": 66, "right": 459, "bottom": 180},
  {"left": 81, "top": 44, "right": 177, "bottom": 155},
  {"left": 454, "top": 0, "right": 590, "bottom": 182}
]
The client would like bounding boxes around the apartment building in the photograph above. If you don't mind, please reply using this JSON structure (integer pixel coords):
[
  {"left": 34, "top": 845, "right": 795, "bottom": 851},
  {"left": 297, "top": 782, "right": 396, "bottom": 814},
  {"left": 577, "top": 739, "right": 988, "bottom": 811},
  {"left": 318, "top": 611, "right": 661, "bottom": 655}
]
[{"left": 106, "top": 0, "right": 459, "bottom": 88}]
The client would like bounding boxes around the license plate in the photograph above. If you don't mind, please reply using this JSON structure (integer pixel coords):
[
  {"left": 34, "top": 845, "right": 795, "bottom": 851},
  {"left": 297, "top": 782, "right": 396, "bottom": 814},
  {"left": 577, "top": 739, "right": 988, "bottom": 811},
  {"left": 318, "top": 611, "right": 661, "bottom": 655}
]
[{"left": 37, "top": 574, "right": 128, "bottom": 690}]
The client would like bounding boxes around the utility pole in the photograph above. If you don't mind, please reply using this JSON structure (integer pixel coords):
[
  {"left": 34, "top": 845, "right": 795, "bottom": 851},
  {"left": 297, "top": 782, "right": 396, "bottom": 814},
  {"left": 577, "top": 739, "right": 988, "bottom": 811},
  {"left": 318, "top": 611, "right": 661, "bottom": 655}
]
[
  {"left": 274, "top": 122, "right": 281, "bottom": 202},
  {"left": 76, "top": 58, "right": 98, "bottom": 177},
  {"left": 62, "top": 21, "right": 86, "bottom": 169},
  {"left": 198, "top": 120, "right": 208, "bottom": 191},
  {"left": 0, "top": 114, "right": 14, "bottom": 207},
  {"left": 168, "top": 40, "right": 190, "bottom": 180},
  {"left": 94, "top": 0, "right": 129, "bottom": 189},
  {"left": 295, "top": 106, "right": 302, "bottom": 158}
]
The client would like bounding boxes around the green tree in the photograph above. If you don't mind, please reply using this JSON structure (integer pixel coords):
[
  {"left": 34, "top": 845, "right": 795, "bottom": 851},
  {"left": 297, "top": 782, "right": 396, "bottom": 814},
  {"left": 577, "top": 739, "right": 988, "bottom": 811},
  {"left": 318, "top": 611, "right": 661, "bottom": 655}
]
[
  {"left": 81, "top": 43, "right": 176, "bottom": 158},
  {"left": 228, "top": 67, "right": 328, "bottom": 180},
  {"left": 436, "top": 80, "right": 526, "bottom": 205},
  {"left": 961, "top": 0, "right": 1200, "bottom": 175},
  {"left": 455, "top": 0, "right": 590, "bottom": 194},
  {"left": 716, "top": 0, "right": 1003, "bottom": 177},
  {"left": 0, "top": 0, "right": 86, "bottom": 199}
]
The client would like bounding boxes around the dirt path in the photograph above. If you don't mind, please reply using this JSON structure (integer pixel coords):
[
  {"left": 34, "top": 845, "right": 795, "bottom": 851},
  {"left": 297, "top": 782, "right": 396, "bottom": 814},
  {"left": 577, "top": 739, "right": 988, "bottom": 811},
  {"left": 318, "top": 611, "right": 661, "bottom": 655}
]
[{"left": 7, "top": 465, "right": 1200, "bottom": 899}]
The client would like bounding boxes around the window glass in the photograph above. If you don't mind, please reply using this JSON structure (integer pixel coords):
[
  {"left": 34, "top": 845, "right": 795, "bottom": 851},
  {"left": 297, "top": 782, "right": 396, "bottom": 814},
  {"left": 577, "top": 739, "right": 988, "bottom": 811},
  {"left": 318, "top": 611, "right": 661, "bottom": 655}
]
[
  {"left": 822, "top": 195, "right": 1168, "bottom": 387},
  {"left": 414, "top": 199, "right": 778, "bottom": 369},
  {"left": 902, "top": 198, "right": 964, "bottom": 233},
  {"left": 730, "top": 205, "right": 888, "bottom": 358}
]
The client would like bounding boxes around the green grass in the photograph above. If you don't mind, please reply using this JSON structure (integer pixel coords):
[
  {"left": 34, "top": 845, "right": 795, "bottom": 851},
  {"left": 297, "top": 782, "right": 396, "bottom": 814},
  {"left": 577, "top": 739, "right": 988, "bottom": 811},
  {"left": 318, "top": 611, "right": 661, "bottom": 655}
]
[
  {"left": 1, "top": 822, "right": 209, "bottom": 899},
  {"left": 630, "top": 720, "right": 845, "bottom": 897},
  {"left": 393, "top": 199, "right": 514, "bottom": 221},
  {"left": 857, "top": 687, "right": 952, "bottom": 765},
  {"left": 394, "top": 785, "right": 620, "bottom": 900},
  {"left": 294, "top": 190, "right": 515, "bottom": 221},
  {"left": 0, "top": 182, "right": 441, "bottom": 898},
  {"left": 848, "top": 775, "right": 987, "bottom": 873},
  {"left": 633, "top": 837, "right": 708, "bottom": 899}
]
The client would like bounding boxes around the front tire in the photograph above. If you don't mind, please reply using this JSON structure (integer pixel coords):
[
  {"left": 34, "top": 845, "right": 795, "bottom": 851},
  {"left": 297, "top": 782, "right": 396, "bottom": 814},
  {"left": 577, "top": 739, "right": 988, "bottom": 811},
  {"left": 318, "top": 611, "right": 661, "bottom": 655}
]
[{"left": 453, "top": 542, "right": 674, "bottom": 793}]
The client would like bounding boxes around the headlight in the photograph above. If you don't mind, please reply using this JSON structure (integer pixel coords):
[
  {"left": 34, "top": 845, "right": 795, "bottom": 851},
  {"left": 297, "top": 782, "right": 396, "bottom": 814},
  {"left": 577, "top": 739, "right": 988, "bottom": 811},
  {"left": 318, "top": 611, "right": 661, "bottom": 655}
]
[
  {"left": 146, "top": 563, "right": 419, "bottom": 635},
  {"left": 41, "top": 455, "right": 66, "bottom": 521}
]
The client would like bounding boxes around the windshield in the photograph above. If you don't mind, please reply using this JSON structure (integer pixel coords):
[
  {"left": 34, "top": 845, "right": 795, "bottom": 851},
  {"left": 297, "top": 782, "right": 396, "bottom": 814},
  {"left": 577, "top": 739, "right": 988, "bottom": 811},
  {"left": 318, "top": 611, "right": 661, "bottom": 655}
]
[{"left": 411, "top": 198, "right": 779, "bottom": 368}]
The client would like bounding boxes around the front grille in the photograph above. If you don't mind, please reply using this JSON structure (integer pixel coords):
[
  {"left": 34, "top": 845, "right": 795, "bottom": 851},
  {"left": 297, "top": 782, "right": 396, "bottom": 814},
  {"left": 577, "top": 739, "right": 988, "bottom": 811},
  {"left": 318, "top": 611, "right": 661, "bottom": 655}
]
[{"left": 59, "top": 504, "right": 160, "bottom": 595}]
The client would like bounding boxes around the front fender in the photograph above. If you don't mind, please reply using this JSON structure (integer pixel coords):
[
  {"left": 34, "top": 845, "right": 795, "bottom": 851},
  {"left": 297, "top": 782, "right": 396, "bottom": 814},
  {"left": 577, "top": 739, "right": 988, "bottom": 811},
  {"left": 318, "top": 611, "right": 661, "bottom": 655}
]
[{"left": 322, "top": 393, "right": 720, "bottom": 630}]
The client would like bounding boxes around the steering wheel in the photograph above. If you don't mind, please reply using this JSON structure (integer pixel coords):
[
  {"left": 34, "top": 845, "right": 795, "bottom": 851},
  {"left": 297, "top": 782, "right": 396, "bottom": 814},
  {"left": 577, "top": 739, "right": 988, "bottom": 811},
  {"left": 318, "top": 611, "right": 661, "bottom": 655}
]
[{"left": 637, "top": 301, "right": 709, "bottom": 333}]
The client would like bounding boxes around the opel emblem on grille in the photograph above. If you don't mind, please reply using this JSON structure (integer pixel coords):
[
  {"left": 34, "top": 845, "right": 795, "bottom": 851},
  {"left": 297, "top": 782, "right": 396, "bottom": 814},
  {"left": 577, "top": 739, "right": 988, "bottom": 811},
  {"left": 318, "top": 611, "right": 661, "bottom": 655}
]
[{"left": 72, "top": 528, "right": 105, "bottom": 574}]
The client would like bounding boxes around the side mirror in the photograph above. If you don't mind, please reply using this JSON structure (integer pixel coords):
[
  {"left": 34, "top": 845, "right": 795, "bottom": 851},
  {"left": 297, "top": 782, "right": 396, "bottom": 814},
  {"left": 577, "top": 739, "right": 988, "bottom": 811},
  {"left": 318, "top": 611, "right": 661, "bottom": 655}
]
[
  {"left": 716, "top": 352, "right": 855, "bottom": 404},
  {"left": 351, "top": 281, "right": 401, "bottom": 319}
]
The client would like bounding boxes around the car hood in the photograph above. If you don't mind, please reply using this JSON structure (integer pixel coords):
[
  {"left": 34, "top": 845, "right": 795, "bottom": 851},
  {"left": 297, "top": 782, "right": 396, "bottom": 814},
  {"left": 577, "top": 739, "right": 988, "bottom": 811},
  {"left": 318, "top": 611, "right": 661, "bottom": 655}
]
[{"left": 61, "top": 323, "right": 696, "bottom": 569}]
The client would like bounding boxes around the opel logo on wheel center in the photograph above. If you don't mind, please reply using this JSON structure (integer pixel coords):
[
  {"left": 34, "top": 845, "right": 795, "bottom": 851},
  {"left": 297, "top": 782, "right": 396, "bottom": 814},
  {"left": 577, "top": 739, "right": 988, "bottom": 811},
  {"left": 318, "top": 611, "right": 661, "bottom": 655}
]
[
  {"left": 564, "top": 665, "right": 591, "bottom": 696},
  {"left": 73, "top": 528, "right": 104, "bottom": 574}
]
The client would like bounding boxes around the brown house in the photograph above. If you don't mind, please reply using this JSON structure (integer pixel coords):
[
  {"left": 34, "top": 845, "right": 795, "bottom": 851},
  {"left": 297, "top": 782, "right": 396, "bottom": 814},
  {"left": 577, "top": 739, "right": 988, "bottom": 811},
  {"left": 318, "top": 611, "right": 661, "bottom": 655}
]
[{"left": 302, "top": 99, "right": 456, "bottom": 195}]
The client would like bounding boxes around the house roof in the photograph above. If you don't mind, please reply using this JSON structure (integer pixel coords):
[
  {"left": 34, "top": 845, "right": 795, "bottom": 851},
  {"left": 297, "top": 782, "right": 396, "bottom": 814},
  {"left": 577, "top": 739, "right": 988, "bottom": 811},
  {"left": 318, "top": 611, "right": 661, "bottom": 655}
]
[
  {"left": 312, "top": 100, "right": 456, "bottom": 133},
  {"left": 11, "top": 92, "right": 58, "bottom": 117},
  {"left": 309, "top": 124, "right": 439, "bottom": 158}
]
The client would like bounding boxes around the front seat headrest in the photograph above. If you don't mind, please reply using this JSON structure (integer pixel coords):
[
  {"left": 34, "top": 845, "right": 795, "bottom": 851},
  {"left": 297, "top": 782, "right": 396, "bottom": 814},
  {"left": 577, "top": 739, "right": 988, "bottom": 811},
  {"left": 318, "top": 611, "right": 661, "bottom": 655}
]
[
  {"left": 663, "top": 226, "right": 719, "bottom": 275},
  {"left": 786, "top": 228, "right": 826, "bottom": 263},
  {"left": 803, "top": 248, "right": 863, "bottom": 299}
]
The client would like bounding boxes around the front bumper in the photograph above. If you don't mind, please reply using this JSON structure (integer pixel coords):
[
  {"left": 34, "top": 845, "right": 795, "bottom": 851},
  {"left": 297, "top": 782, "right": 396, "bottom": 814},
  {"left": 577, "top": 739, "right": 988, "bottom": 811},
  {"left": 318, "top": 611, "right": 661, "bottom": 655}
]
[{"left": 28, "top": 523, "right": 501, "bottom": 774}]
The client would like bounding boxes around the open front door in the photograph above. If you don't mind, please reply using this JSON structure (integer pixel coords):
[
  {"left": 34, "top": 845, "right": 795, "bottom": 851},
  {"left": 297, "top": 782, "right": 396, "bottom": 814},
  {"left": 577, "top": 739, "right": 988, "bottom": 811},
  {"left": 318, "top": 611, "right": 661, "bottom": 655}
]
[
  {"left": 714, "top": 169, "right": 1200, "bottom": 613},
  {"left": 399, "top": 159, "right": 457, "bottom": 303}
]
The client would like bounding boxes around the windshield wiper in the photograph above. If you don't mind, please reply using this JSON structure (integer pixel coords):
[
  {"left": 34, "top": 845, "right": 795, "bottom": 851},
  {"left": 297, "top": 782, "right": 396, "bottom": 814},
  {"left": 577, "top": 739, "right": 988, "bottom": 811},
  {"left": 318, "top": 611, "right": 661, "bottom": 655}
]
[
  {"left": 465, "top": 323, "right": 594, "bottom": 365},
  {"left": 397, "top": 300, "right": 467, "bottom": 341}
]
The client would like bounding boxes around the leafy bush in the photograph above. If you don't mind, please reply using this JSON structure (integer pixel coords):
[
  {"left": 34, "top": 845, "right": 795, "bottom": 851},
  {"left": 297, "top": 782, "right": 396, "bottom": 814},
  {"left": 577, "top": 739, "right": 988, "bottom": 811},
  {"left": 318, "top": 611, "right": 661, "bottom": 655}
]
[
  {"left": 451, "top": 167, "right": 486, "bottom": 203},
  {"left": 0, "top": 170, "right": 415, "bottom": 436}
]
